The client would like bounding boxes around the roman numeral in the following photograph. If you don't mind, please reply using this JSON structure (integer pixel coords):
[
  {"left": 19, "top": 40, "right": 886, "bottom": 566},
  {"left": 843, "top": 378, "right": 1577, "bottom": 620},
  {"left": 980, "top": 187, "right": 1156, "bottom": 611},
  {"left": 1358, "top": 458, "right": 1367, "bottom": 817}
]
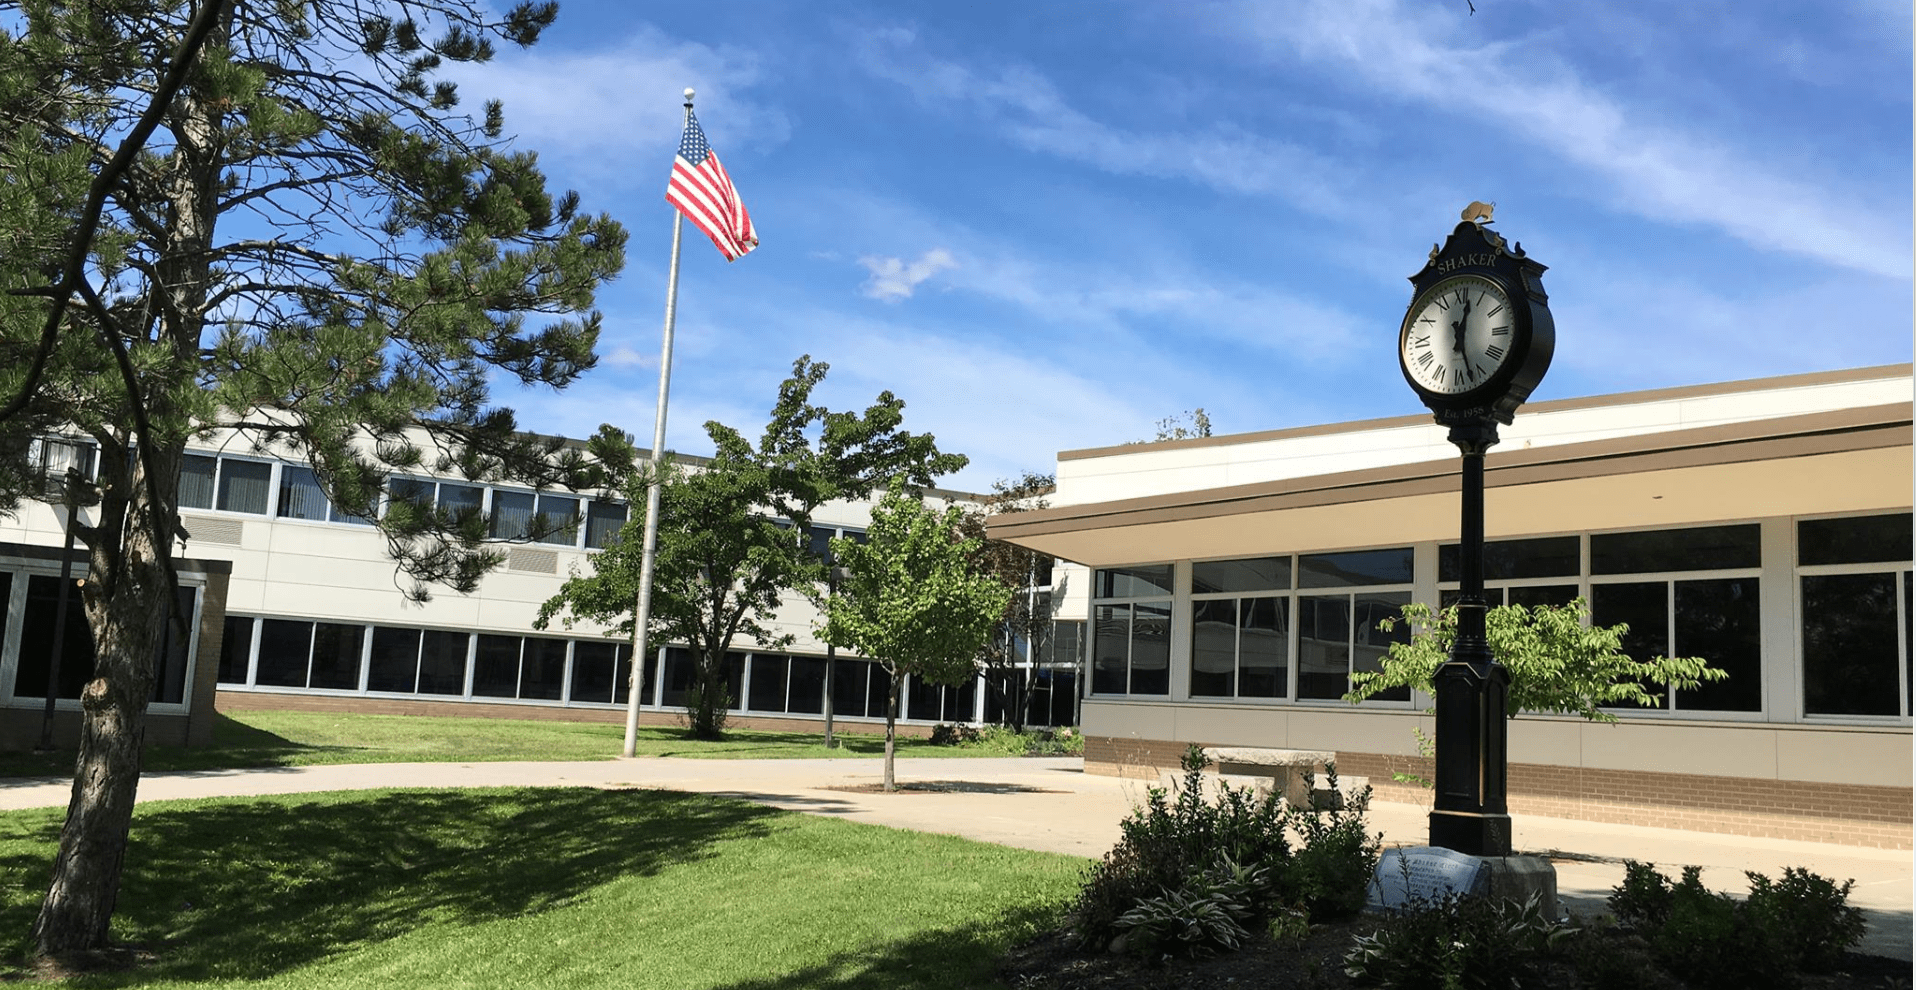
[
  {"left": 1474, "top": 362, "right": 1490, "bottom": 379},
  {"left": 1410, "top": 335, "right": 1430, "bottom": 349},
  {"left": 1416, "top": 351, "right": 1434, "bottom": 368},
  {"left": 1490, "top": 325, "right": 1510, "bottom": 336},
  {"left": 1485, "top": 344, "right": 1506, "bottom": 360},
  {"left": 1433, "top": 366, "right": 1446, "bottom": 385},
  {"left": 1435, "top": 297, "right": 1450, "bottom": 312},
  {"left": 1486, "top": 302, "right": 1505, "bottom": 317}
]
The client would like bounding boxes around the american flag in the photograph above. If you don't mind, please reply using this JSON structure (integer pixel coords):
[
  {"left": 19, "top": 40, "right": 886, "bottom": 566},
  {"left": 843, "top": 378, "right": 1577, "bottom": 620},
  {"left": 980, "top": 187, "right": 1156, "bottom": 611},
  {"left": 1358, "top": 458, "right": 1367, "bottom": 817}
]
[{"left": 666, "top": 109, "right": 758, "bottom": 261}]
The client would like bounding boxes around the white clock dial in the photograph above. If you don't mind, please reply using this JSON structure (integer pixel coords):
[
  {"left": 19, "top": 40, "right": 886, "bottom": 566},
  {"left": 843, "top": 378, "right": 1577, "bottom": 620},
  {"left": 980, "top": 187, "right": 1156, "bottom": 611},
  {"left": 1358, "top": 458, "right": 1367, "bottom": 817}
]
[{"left": 1401, "top": 275, "right": 1514, "bottom": 396}]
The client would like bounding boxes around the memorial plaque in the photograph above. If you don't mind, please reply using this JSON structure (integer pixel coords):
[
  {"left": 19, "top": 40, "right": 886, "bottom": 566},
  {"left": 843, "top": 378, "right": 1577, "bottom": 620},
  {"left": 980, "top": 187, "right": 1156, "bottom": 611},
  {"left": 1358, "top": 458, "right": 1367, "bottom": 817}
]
[{"left": 1366, "top": 846, "right": 1491, "bottom": 911}]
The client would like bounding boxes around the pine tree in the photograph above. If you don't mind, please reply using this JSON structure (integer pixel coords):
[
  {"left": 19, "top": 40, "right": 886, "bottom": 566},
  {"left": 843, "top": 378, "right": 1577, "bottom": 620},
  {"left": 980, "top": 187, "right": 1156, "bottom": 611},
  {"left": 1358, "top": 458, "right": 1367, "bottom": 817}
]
[{"left": 0, "top": 0, "right": 626, "bottom": 956}]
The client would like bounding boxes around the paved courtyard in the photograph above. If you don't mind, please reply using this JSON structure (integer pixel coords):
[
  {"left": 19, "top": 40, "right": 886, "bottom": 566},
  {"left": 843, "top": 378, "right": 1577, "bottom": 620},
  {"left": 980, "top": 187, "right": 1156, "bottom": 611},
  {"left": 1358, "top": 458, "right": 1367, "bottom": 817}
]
[{"left": 4, "top": 755, "right": 1908, "bottom": 960}]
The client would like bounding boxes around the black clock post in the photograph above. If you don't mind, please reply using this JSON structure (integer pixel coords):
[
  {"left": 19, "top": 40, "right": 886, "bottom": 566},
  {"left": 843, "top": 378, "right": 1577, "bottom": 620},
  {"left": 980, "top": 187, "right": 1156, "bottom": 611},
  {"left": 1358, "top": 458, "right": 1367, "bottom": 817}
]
[{"left": 1396, "top": 210, "right": 1555, "bottom": 858}]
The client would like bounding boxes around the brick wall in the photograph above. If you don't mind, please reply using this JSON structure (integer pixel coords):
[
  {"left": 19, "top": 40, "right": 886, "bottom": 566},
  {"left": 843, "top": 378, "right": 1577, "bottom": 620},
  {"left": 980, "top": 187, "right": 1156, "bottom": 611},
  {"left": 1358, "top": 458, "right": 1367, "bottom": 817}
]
[
  {"left": 214, "top": 690, "right": 940, "bottom": 738},
  {"left": 1085, "top": 735, "right": 1914, "bottom": 849}
]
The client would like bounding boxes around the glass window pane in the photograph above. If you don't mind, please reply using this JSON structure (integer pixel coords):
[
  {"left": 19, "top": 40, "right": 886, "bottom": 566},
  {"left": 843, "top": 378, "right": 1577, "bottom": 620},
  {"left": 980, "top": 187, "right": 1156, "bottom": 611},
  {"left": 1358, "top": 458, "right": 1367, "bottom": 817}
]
[
  {"left": 585, "top": 500, "right": 627, "bottom": 549},
  {"left": 1674, "top": 577, "right": 1762, "bottom": 712},
  {"left": 489, "top": 490, "right": 535, "bottom": 540},
  {"left": 1802, "top": 573, "right": 1900, "bottom": 716},
  {"left": 255, "top": 618, "right": 313, "bottom": 687},
  {"left": 520, "top": 638, "right": 567, "bottom": 700},
  {"left": 1096, "top": 565, "right": 1174, "bottom": 599},
  {"left": 217, "top": 459, "right": 272, "bottom": 514},
  {"left": 1189, "top": 598, "right": 1236, "bottom": 697},
  {"left": 635, "top": 646, "right": 659, "bottom": 707},
  {"left": 1508, "top": 584, "right": 1581, "bottom": 610},
  {"left": 367, "top": 627, "right": 422, "bottom": 693},
  {"left": 725, "top": 652, "right": 746, "bottom": 711},
  {"left": 1193, "top": 557, "right": 1290, "bottom": 595},
  {"left": 1049, "top": 620, "right": 1084, "bottom": 667},
  {"left": 1092, "top": 604, "right": 1129, "bottom": 695},
  {"left": 1441, "top": 536, "right": 1580, "bottom": 583},
  {"left": 1591, "top": 582, "right": 1668, "bottom": 708},
  {"left": 831, "top": 658, "right": 868, "bottom": 718},
  {"left": 418, "top": 630, "right": 469, "bottom": 695},
  {"left": 534, "top": 494, "right": 581, "bottom": 546},
  {"left": 438, "top": 483, "right": 484, "bottom": 523},
  {"left": 1798, "top": 514, "right": 1914, "bottom": 566},
  {"left": 389, "top": 477, "right": 435, "bottom": 512},
  {"left": 179, "top": 454, "right": 216, "bottom": 510},
  {"left": 906, "top": 673, "right": 940, "bottom": 721},
  {"left": 309, "top": 622, "right": 363, "bottom": 690},
  {"left": 1239, "top": 596, "right": 1288, "bottom": 699},
  {"left": 1300, "top": 548, "right": 1413, "bottom": 588},
  {"left": 788, "top": 657, "right": 826, "bottom": 715},
  {"left": 808, "top": 526, "right": 837, "bottom": 565},
  {"left": 1353, "top": 592, "right": 1411, "bottom": 702},
  {"left": 472, "top": 634, "right": 521, "bottom": 697},
  {"left": 218, "top": 615, "right": 254, "bottom": 684},
  {"left": 867, "top": 663, "right": 895, "bottom": 719},
  {"left": 150, "top": 586, "right": 197, "bottom": 704},
  {"left": 13, "top": 574, "right": 94, "bottom": 700},
  {"left": 1592, "top": 524, "right": 1760, "bottom": 574},
  {"left": 749, "top": 654, "right": 789, "bottom": 712},
  {"left": 662, "top": 647, "right": 695, "bottom": 708},
  {"left": 1130, "top": 603, "right": 1170, "bottom": 695},
  {"left": 945, "top": 677, "right": 975, "bottom": 722},
  {"left": 276, "top": 465, "right": 329, "bottom": 521},
  {"left": 571, "top": 641, "right": 618, "bottom": 704},
  {"left": 1297, "top": 595, "right": 1351, "bottom": 699}
]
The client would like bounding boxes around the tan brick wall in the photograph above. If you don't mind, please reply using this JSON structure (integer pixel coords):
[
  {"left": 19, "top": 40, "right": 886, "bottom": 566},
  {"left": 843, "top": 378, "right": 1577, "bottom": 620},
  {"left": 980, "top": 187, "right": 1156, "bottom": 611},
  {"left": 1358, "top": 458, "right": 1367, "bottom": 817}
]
[
  {"left": 1085, "top": 735, "right": 1914, "bottom": 850},
  {"left": 214, "top": 690, "right": 939, "bottom": 737}
]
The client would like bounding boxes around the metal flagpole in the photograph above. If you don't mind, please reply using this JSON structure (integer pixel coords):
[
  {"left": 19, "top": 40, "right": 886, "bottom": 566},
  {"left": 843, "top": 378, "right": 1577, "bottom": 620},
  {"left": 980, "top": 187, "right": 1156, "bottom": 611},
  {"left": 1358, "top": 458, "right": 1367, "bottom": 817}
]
[{"left": 622, "top": 88, "right": 695, "bottom": 758}]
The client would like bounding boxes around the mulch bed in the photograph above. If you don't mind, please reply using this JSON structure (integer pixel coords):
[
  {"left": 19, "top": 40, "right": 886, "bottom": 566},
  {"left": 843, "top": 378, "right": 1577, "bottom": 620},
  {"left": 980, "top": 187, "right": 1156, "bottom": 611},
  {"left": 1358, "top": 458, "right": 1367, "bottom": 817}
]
[{"left": 998, "top": 916, "right": 1913, "bottom": 990}]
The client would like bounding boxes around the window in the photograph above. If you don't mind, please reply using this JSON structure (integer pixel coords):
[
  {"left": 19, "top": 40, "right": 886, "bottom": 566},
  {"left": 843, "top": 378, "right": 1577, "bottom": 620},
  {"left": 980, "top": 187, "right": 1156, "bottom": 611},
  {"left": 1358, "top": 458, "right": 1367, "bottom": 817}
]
[
  {"left": 570, "top": 641, "right": 622, "bottom": 705},
  {"left": 532, "top": 495, "right": 580, "bottom": 547},
  {"left": 216, "top": 459, "right": 272, "bottom": 514},
  {"left": 473, "top": 635, "right": 522, "bottom": 697},
  {"left": 367, "top": 627, "right": 423, "bottom": 692},
  {"left": 1092, "top": 564, "right": 1173, "bottom": 697},
  {"left": 218, "top": 615, "right": 255, "bottom": 684},
  {"left": 179, "top": 454, "right": 217, "bottom": 509},
  {"left": 1590, "top": 525, "right": 1764, "bottom": 713},
  {"left": 520, "top": 638, "right": 567, "bottom": 699},
  {"left": 417, "top": 630, "right": 469, "bottom": 695},
  {"left": 584, "top": 500, "right": 627, "bottom": 549},
  {"left": 1191, "top": 557, "right": 1290, "bottom": 700},
  {"left": 30, "top": 436, "right": 96, "bottom": 497},
  {"left": 748, "top": 654, "right": 789, "bottom": 712},
  {"left": 1440, "top": 535, "right": 1581, "bottom": 609},
  {"left": 832, "top": 658, "right": 872, "bottom": 717},
  {"left": 489, "top": 491, "right": 536, "bottom": 540},
  {"left": 1798, "top": 513, "right": 1913, "bottom": 718},
  {"left": 787, "top": 656, "right": 826, "bottom": 714},
  {"left": 11, "top": 574, "right": 92, "bottom": 700},
  {"left": 255, "top": 619, "right": 313, "bottom": 687},
  {"left": 1297, "top": 549, "right": 1413, "bottom": 702},
  {"left": 276, "top": 466, "right": 330, "bottom": 521},
  {"left": 489, "top": 490, "right": 580, "bottom": 545}
]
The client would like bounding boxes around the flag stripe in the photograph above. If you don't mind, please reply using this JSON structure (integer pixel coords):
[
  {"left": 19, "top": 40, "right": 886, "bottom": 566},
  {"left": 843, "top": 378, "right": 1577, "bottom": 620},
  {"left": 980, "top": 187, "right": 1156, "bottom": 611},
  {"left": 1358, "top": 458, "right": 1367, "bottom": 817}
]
[{"left": 666, "top": 109, "right": 757, "bottom": 262}]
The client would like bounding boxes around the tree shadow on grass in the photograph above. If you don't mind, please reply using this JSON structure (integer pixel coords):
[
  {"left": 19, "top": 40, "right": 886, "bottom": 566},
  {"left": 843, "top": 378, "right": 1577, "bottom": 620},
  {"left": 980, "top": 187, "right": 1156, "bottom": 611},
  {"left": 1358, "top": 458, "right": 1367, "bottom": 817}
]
[
  {"left": 708, "top": 902, "right": 1065, "bottom": 990},
  {"left": 0, "top": 787, "right": 777, "bottom": 985},
  {"left": 0, "top": 715, "right": 318, "bottom": 780}
]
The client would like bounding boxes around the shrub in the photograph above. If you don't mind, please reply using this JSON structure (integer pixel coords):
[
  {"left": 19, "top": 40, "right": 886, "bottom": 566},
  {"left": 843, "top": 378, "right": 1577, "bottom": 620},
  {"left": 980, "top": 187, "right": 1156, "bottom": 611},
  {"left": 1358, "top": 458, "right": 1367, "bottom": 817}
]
[
  {"left": 1282, "top": 764, "right": 1381, "bottom": 921},
  {"left": 1343, "top": 889, "right": 1576, "bottom": 989},
  {"left": 1745, "top": 867, "right": 1867, "bottom": 973},
  {"left": 1070, "top": 745, "right": 1292, "bottom": 950},
  {"left": 1607, "top": 861, "right": 1863, "bottom": 990},
  {"left": 927, "top": 722, "right": 982, "bottom": 746}
]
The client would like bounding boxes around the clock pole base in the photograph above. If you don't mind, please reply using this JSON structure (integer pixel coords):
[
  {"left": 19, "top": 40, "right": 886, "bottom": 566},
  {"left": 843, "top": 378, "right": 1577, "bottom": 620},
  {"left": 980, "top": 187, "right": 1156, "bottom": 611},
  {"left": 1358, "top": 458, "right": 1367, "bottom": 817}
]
[{"left": 1429, "top": 810, "right": 1513, "bottom": 857}]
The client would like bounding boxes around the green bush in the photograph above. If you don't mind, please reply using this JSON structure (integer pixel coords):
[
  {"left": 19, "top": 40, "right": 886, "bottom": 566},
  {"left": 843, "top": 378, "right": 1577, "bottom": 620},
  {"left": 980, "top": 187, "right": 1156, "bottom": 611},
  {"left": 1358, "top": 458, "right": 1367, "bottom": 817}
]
[
  {"left": 1282, "top": 765, "right": 1381, "bottom": 921},
  {"left": 1343, "top": 890, "right": 1577, "bottom": 989},
  {"left": 927, "top": 723, "right": 983, "bottom": 746},
  {"left": 1070, "top": 746, "right": 1292, "bottom": 950},
  {"left": 1745, "top": 867, "right": 1867, "bottom": 973},
  {"left": 1607, "top": 861, "right": 1863, "bottom": 990}
]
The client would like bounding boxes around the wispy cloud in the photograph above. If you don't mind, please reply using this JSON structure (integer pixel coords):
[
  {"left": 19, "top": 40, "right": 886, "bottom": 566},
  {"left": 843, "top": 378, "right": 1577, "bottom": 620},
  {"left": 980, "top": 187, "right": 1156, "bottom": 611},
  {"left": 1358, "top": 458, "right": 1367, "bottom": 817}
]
[
  {"left": 849, "top": 26, "right": 1355, "bottom": 217},
  {"left": 858, "top": 248, "right": 958, "bottom": 300},
  {"left": 1218, "top": 0, "right": 1910, "bottom": 279}
]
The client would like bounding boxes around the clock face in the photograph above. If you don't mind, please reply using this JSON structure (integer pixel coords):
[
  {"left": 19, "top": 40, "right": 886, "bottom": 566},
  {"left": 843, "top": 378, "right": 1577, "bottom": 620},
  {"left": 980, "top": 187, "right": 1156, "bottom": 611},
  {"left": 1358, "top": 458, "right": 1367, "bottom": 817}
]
[{"left": 1400, "top": 274, "right": 1516, "bottom": 396}]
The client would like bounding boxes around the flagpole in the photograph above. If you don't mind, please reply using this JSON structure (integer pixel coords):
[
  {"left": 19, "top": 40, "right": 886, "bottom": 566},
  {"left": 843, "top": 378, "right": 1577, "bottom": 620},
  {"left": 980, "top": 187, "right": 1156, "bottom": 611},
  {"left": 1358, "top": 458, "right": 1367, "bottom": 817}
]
[{"left": 622, "top": 88, "right": 695, "bottom": 758}]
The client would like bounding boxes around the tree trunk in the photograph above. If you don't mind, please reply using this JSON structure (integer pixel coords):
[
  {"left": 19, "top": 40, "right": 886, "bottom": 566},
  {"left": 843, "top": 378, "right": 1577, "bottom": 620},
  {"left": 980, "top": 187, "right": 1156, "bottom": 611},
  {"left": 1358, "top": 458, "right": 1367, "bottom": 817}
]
[
  {"left": 883, "top": 672, "right": 899, "bottom": 792},
  {"left": 32, "top": 523, "right": 170, "bottom": 955}
]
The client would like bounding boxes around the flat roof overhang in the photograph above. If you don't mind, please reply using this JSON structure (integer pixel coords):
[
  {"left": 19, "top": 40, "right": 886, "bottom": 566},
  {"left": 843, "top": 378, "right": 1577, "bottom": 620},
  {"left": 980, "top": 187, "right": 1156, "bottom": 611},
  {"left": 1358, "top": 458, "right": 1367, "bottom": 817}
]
[{"left": 990, "top": 404, "right": 1913, "bottom": 567}]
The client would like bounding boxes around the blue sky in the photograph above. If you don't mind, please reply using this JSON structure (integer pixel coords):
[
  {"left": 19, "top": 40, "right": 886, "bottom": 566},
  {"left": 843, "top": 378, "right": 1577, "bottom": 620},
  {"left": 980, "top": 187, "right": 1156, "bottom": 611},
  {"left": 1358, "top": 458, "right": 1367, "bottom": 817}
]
[{"left": 452, "top": 0, "right": 1911, "bottom": 492}]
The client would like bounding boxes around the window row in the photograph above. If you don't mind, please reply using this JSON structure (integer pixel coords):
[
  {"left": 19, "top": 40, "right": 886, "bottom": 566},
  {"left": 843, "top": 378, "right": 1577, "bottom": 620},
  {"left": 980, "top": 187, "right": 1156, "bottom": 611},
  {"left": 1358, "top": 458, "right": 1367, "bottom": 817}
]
[
  {"left": 1087, "top": 514, "right": 1913, "bottom": 721},
  {"left": 1, "top": 571, "right": 197, "bottom": 706},
  {"left": 178, "top": 452, "right": 629, "bottom": 549},
  {"left": 216, "top": 617, "right": 1074, "bottom": 724}
]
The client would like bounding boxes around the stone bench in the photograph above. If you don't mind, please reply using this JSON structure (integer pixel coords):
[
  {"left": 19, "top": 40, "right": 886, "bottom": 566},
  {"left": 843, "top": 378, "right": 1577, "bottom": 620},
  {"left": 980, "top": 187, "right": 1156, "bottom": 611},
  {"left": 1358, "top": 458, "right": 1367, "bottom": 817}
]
[{"left": 1157, "top": 747, "right": 1351, "bottom": 808}]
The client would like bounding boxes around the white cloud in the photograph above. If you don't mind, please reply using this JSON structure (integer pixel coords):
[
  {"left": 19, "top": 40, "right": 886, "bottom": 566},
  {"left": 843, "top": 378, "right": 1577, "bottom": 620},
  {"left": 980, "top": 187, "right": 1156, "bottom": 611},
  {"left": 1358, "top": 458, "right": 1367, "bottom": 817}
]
[
  {"left": 1220, "top": 0, "right": 1911, "bottom": 280},
  {"left": 858, "top": 248, "right": 958, "bottom": 301},
  {"left": 600, "top": 345, "right": 653, "bottom": 369},
  {"left": 849, "top": 28, "right": 1355, "bottom": 218}
]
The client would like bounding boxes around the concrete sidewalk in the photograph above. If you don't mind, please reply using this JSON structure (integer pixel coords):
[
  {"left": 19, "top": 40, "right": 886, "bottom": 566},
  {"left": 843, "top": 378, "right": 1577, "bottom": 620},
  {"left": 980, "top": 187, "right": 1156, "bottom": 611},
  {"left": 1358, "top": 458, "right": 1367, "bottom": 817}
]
[{"left": 5, "top": 756, "right": 1909, "bottom": 960}]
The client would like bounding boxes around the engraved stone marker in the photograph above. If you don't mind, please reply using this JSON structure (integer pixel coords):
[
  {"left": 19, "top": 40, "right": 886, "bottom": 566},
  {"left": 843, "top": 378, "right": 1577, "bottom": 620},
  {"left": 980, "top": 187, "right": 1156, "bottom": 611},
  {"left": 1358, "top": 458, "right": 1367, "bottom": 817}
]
[{"left": 1367, "top": 845, "right": 1492, "bottom": 912}]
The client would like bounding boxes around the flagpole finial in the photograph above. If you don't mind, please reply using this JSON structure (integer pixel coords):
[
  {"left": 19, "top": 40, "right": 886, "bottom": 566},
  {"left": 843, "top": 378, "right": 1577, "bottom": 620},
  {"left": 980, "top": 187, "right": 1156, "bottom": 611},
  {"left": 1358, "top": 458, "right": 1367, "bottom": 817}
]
[{"left": 683, "top": 87, "right": 695, "bottom": 106}]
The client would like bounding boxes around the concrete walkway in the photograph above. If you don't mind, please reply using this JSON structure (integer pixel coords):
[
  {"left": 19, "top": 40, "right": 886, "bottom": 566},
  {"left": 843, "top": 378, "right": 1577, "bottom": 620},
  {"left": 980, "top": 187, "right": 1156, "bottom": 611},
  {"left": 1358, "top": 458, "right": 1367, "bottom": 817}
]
[{"left": 5, "top": 756, "right": 1909, "bottom": 960}]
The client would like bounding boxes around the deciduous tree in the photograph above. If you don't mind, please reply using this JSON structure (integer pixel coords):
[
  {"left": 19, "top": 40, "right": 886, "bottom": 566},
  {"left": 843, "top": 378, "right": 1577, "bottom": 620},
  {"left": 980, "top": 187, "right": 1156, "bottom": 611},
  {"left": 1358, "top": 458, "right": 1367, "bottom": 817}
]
[{"left": 821, "top": 483, "right": 1012, "bottom": 791}]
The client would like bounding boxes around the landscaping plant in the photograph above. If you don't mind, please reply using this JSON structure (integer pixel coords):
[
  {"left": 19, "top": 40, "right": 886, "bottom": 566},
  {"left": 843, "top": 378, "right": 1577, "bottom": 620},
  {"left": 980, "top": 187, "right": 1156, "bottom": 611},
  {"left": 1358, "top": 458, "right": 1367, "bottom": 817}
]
[
  {"left": 1606, "top": 861, "right": 1867, "bottom": 990},
  {"left": 1343, "top": 889, "right": 1577, "bottom": 989}
]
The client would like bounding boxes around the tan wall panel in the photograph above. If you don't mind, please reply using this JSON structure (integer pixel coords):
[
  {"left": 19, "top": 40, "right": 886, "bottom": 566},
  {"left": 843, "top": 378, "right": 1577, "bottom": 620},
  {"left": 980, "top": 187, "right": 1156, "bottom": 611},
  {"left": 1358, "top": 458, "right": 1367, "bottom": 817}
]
[
  {"left": 1775, "top": 728, "right": 1913, "bottom": 788},
  {"left": 1577, "top": 721, "right": 1780, "bottom": 778},
  {"left": 1081, "top": 699, "right": 1180, "bottom": 740},
  {"left": 1168, "top": 704, "right": 1293, "bottom": 747},
  {"left": 1270, "top": 707, "right": 1426, "bottom": 755},
  {"left": 1506, "top": 717, "right": 1585, "bottom": 767}
]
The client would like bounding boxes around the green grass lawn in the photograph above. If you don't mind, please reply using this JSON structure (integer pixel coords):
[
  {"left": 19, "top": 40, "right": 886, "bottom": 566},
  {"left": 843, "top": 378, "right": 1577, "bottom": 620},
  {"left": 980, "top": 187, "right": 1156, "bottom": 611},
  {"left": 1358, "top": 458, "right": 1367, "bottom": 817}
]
[
  {"left": 0, "top": 710, "right": 1069, "bottom": 779},
  {"left": 0, "top": 787, "right": 1086, "bottom": 988}
]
